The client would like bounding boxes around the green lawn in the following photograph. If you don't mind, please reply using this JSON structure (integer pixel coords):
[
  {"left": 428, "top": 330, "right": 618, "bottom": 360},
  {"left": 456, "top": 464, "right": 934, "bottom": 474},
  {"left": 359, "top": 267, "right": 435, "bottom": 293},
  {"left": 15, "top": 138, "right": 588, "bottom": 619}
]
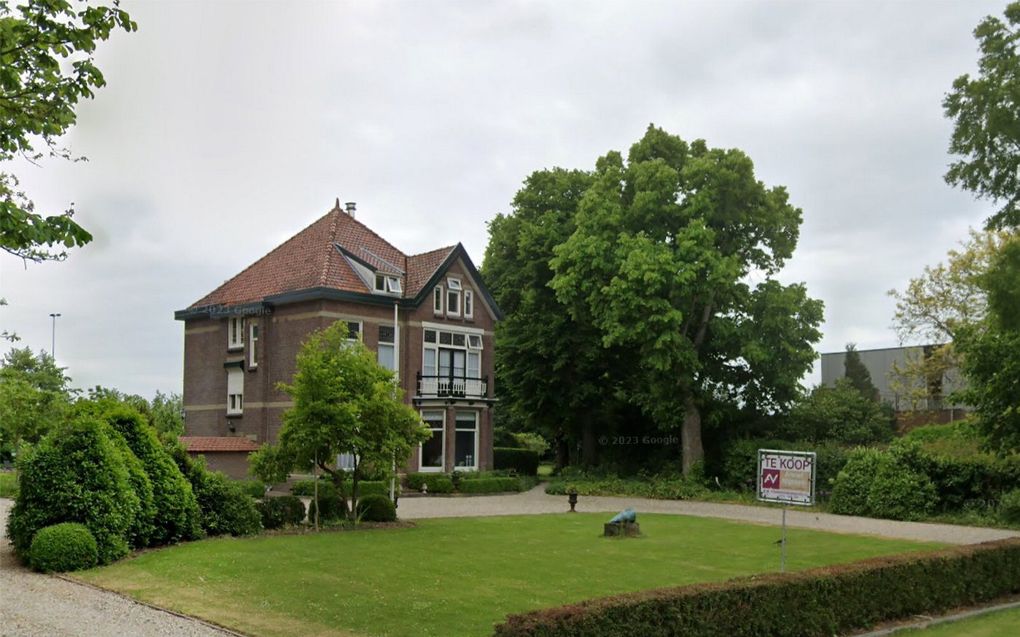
[
  {"left": 0, "top": 470, "right": 17, "bottom": 498},
  {"left": 896, "top": 606, "right": 1020, "bottom": 636},
  {"left": 76, "top": 513, "right": 941, "bottom": 637}
]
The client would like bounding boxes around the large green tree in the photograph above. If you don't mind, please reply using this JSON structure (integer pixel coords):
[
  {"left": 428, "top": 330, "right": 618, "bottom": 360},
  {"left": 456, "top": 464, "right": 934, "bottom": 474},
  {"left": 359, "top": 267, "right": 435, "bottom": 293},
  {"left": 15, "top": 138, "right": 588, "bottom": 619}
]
[
  {"left": 0, "top": 347, "right": 74, "bottom": 454},
  {"left": 484, "top": 168, "right": 631, "bottom": 467},
  {"left": 843, "top": 343, "right": 879, "bottom": 402},
  {"left": 250, "top": 322, "right": 428, "bottom": 519},
  {"left": 944, "top": 2, "right": 1020, "bottom": 229},
  {"left": 0, "top": 0, "right": 135, "bottom": 262},
  {"left": 549, "top": 126, "right": 823, "bottom": 474},
  {"left": 956, "top": 235, "right": 1020, "bottom": 453}
]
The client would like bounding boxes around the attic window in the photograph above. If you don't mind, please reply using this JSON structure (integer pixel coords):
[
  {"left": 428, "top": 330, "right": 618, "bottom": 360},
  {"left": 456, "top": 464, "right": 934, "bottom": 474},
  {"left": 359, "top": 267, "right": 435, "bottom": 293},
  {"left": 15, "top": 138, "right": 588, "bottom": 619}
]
[{"left": 375, "top": 273, "right": 402, "bottom": 294}]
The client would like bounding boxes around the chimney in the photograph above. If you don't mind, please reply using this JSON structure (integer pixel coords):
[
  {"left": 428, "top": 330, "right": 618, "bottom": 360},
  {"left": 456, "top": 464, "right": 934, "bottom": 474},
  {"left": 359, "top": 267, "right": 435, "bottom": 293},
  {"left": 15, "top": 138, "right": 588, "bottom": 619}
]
[{"left": 345, "top": 201, "right": 356, "bottom": 217}]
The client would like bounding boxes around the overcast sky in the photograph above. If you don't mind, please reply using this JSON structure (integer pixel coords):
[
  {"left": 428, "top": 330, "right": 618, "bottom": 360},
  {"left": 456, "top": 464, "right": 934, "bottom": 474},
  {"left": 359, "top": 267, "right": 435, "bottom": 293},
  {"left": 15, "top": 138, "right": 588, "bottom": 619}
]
[{"left": 0, "top": 0, "right": 1002, "bottom": 398}]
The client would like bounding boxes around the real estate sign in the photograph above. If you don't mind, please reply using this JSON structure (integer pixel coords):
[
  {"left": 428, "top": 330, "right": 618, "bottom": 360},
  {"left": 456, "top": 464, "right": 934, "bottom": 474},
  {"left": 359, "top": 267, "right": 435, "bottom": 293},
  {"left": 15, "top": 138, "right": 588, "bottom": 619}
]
[{"left": 757, "top": 449, "right": 816, "bottom": 506}]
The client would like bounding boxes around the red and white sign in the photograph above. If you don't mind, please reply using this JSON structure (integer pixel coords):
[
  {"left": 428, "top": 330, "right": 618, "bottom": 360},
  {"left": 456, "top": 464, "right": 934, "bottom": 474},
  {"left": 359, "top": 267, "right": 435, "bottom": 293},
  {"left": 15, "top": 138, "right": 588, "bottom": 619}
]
[{"left": 757, "top": 449, "right": 816, "bottom": 506}]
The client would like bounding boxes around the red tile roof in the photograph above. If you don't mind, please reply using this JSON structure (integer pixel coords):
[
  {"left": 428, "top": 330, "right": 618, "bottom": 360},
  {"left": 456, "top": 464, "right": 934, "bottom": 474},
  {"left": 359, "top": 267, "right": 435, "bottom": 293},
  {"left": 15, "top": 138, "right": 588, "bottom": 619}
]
[
  {"left": 188, "top": 202, "right": 456, "bottom": 309},
  {"left": 180, "top": 436, "right": 261, "bottom": 452}
]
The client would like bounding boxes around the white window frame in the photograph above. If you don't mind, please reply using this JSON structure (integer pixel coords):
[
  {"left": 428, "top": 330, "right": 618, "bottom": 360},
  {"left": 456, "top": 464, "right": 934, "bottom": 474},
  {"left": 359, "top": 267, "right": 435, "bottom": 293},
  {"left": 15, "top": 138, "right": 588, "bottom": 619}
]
[
  {"left": 419, "top": 410, "right": 446, "bottom": 472},
  {"left": 375, "top": 274, "right": 402, "bottom": 295},
  {"left": 446, "top": 279, "right": 461, "bottom": 317},
  {"left": 433, "top": 285, "right": 444, "bottom": 314},
  {"left": 377, "top": 325, "right": 396, "bottom": 372},
  {"left": 421, "top": 323, "right": 485, "bottom": 397},
  {"left": 228, "top": 317, "right": 244, "bottom": 350},
  {"left": 226, "top": 368, "right": 244, "bottom": 415},
  {"left": 464, "top": 289, "right": 474, "bottom": 319},
  {"left": 248, "top": 322, "right": 259, "bottom": 368},
  {"left": 454, "top": 411, "right": 479, "bottom": 471}
]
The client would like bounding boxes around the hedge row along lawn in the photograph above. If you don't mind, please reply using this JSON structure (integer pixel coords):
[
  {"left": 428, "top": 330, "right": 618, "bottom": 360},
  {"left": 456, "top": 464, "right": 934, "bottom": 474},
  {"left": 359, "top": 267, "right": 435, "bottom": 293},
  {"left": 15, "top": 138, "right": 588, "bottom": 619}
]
[{"left": 76, "top": 513, "right": 942, "bottom": 637}]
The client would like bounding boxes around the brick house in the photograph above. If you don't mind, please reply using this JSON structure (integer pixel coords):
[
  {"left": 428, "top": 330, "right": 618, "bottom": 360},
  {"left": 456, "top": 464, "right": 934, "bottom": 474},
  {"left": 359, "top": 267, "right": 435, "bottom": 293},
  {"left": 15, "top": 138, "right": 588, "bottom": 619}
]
[{"left": 175, "top": 200, "right": 501, "bottom": 478}]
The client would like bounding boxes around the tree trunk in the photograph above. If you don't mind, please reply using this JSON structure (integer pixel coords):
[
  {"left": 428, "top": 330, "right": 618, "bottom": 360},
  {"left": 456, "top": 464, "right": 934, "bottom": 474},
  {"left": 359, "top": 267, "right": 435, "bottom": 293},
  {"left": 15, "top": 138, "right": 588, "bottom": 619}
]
[
  {"left": 581, "top": 416, "right": 598, "bottom": 467},
  {"left": 555, "top": 429, "right": 569, "bottom": 471},
  {"left": 681, "top": 396, "right": 704, "bottom": 476}
]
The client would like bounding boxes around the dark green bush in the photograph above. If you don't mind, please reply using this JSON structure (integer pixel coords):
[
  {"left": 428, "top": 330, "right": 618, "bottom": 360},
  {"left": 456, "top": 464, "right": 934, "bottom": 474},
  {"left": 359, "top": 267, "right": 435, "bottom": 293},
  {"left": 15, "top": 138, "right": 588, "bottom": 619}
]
[
  {"left": 1000, "top": 489, "right": 1020, "bottom": 525},
  {"left": 6, "top": 418, "right": 141, "bottom": 565},
  {"left": 235, "top": 479, "right": 268, "bottom": 500},
  {"left": 405, "top": 473, "right": 455, "bottom": 494},
  {"left": 292, "top": 478, "right": 389, "bottom": 498},
  {"left": 104, "top": 408, "right": 202, "bottom": 545},
  {"left": 356, "top": 493, "right": 397, "bottom": 522},
  {"left": 28, "top": 523, "right": 99, "bottom": 573},
  {"left": 494, "top": 447, "right": 540, "bottom": 475},
  {"left": 192, "top": 470, "right": 261, "bottom": 536},
  {"left": 830, "top": 448, "right": 886, "bottom": 517},
  {"left": 307, "top": 490, "right": 347, "bottom": 522},
  {"left": 830, "top": 447, "right": 937, "bottom": 521},
  {"left": 494, "top": 539, "right": 1020, "bottom": 637},
  {"left": 291, "top": 478, "right": 337, "bottom": 497},
  {"left": 102, "top": 424, "right": 156, "bottom": 549},
  {"left": 458, "top": 477, "right": 522, "bottom": 493},
  {"left": 258, "top": 495, "right": 306, "bottom": 529}
]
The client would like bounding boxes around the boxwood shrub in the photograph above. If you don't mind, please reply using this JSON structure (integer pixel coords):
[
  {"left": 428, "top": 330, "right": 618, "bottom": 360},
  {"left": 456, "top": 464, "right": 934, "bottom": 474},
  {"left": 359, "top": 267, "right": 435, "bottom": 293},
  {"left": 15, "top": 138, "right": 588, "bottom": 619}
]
[
  {"left": 292, "top": 478, "right": 389, "bottom": 498},
  {"left": 104, "top": 408, "right": 202, "bottom": 545},
  {"left": 356, "top": 493, "right": 397, "bottom": 522},
  {"left": 6, "top": 418, "right": 141, "bottom": 565},
  {"left": 258, "top": 495, "right": 306, "bottom": 529},
  {"left": 458, "top": 477, "right": 522, "bottom": 494},
  {"left": 406, "top": 473, "right": 455, "bottom": 494},
  {"left": 29, "top": 522, "right": 99, "bottom": 573},
  {"left": 494, "top": 538, "right": 1020, "bottom": 637},
  {"left": 494, "top": 447, "right": 540, "bottom": 475}
]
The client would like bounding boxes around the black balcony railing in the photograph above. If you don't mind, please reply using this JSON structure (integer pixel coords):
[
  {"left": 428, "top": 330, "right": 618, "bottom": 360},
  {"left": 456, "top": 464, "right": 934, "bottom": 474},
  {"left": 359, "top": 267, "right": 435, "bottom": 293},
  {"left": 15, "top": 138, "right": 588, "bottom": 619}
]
[{"left": 416, "top": 372, "right": 488, "bottom": 398}]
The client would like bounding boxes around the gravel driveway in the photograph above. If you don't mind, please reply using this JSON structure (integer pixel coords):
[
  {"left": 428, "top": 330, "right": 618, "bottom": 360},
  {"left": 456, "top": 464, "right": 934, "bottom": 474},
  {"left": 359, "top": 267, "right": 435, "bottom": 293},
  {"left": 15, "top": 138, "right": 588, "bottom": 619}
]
[{"left": 0, "top": 498, "right": 233, "bottom": 637}]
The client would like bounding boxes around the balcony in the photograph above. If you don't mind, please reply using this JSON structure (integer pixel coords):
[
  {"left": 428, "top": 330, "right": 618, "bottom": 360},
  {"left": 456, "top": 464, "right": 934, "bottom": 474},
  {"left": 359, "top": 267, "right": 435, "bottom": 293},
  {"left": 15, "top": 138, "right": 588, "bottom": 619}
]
[{"left": 416, "top": 372, "right": 489, "bottom": 399}]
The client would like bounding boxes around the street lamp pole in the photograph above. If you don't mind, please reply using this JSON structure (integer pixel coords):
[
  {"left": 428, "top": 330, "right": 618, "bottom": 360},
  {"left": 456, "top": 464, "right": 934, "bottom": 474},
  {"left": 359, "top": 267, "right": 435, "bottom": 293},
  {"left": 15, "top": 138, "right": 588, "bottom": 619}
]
[{"left": 49, "top": 313, "right": 61, "bottom": 358}]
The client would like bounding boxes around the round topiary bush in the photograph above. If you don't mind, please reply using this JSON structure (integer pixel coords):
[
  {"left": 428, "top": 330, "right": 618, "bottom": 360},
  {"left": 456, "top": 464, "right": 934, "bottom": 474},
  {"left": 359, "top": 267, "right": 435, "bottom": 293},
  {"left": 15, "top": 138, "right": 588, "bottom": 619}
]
[
  {"left": 356, "top": 493, "right": 396, "bottom": 522},
  {"left": 6, "top": 418, "right": 141, "bottom": 565},
  {"left": 29, "top": 523, "right": 99, "bottom": 573},
  {"left": 999, "top": 489, "right": 1020, "bottom": 525}
]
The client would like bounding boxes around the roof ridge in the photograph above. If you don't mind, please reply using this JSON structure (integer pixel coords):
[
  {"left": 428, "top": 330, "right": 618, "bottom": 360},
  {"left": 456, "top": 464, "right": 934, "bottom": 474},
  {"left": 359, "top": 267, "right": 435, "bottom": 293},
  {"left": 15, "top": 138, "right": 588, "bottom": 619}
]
[
  {"left": 189, "top": 207, "right": 338, "bottom": 308},
  {"left": 408, "top": 244, "right": 457, "bottom": 258},
  {"left": 319, "top": 208, "right": 343, "bottom": 286}
]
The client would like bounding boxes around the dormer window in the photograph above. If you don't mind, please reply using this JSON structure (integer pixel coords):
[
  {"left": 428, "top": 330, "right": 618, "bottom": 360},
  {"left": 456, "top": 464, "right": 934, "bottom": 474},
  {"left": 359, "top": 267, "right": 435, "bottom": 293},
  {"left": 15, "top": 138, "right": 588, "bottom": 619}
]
[
  {"left": 375, "top": 273, "right": 402, "bottom": 294},
  {"left": 447, "top": 278, "right": 461, "bottom": 317}
]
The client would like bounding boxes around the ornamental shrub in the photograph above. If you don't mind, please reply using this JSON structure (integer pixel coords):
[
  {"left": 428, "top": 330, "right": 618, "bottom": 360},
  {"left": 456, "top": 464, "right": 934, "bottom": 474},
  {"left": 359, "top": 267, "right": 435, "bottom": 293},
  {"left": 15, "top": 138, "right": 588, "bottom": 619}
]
[
  {"left": 29, "top": 523, "right": 98, "bottom": 573},
  {"left": 1000, "top": 489, "right": 1020, "bottom": 525},
  {"left": 356, "top": 493, "right": 397, "bottom": 522},
  {"left": 829, "top": 448, "right": 887, "bottom": 517},
  {"left": 258, "top": 495, "right": 306, "bottom": 529},
  {"left": 235, "top": 479, "right": 268, "bottom": 500},
  {"left": 191, "top": 469, "right": 261, "bottom": 536},
  {"left": 307, "top": 492, "right": 346, "bottom": 522},
  {"left": 103, "top": 425, "right": 156, "bottom": 549},
  {"left": 405, "top": 473, "right": 454, "bottom": 494},
  {"left": 6, "top": 418, "right": 141, "bottom": 565},
  {"left": 494, "top": 447, "right": 540, "bottom": 475},
  {"left": 103, "top": 408, "right": 202, "bottom": 545},
  {"left": 458, "top": 477, "right": 522, "bottom": 494}
]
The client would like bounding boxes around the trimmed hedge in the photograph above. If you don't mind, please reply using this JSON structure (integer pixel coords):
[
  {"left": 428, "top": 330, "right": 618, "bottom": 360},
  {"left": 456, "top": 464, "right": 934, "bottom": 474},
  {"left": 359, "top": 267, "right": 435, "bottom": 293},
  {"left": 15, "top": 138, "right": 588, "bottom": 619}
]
[
  {"left": 29, "top": 523, "right": 99, "bottom": 573},
  {"left": 493, "top": 538, "right": 1020, "bottom": 637},
  {"left": 291, "top": 478, "right": 390, "bottom": 498},
  {"left": 258, "top": 495, "right": 306, "bottom": 529},
  {"left": 356, "top": 493, "right": 397, "bottom": 522},
  {"left": 458, "top": 477, "right": 522, "bottom": 494},
  {"left": 406, "top": 473, "right": 455, "bottom": 494},
  {"left": 494, "top": 447, "right": 540, "bottom": 476},
  {"left": 7, "top": 418, "right": 141, "bottom": 565}
]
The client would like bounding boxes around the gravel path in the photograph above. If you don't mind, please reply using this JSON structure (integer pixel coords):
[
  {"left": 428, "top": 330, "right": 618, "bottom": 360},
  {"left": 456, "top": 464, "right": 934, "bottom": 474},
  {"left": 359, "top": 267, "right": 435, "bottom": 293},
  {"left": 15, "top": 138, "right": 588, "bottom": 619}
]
[
  {"left": 397, "top": 484, "right": 1020, "bottom": 545},
  {"left": 0, "top": 498, "right": 233, "bottom": 637}
]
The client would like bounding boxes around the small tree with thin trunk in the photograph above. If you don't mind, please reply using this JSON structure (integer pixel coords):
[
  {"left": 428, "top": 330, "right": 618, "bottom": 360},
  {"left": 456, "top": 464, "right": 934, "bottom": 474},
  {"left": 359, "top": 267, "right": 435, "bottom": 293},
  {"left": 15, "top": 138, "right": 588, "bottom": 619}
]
[{"left": 249, "top": 321, "right": 428, "bottom": 521}]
